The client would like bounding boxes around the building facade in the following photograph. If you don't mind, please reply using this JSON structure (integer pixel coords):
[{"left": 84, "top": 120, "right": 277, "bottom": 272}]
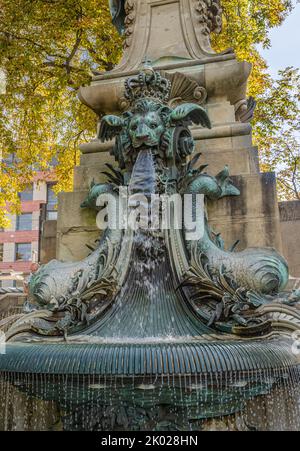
[{"left": 0, "top": 174, "right": 57, "bottom": 288}]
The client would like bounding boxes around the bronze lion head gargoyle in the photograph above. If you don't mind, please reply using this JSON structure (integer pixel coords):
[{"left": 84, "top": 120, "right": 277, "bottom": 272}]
[{"left": 98, "top": 67, "right": 211, "bottom": 170}]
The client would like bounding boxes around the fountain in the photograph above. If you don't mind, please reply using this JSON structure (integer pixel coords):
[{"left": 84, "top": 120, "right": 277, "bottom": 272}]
[{"left": 1, "top": 0, "right": 300, "bottom": 431}]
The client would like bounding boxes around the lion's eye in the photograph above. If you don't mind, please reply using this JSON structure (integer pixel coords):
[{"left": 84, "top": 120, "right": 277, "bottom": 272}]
[
  {"left": 131, "top": 124, "right": 138, "bottom": 131},
  {"left": 150, "top": 123, "right": 157, "bottom": 129}
]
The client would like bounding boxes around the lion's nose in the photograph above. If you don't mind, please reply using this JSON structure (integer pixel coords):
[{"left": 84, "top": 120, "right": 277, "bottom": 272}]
[
  {"left": 136, "top": 126, "right": 150, "bottom": 140},
  {"left": 137, "top": 134, "right": 149, "bottom": 140}
]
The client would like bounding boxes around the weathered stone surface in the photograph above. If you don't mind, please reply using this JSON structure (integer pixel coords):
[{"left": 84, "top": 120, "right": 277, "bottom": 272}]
[
  {"left": 206, "top": 100, "right": 236, "bottom": 124},
  {"left": 57, "top": 191, "right": 96, "bottom": 230},
  {"left": 194, "top": 144, "right": 259, "bottom": 175},
  {"left": 40, "top": 220, "right": 57, "bottom": 264},
  {"left": 193, "top": 126, "right": 253, "bottom": 151},
  {"left": 80, "top": 150, "right": 115, "bottom": 167},
  {"left": 279, "top": 200, "right": 300, "bottom": 277},
  {"left": 207, "top": 173, "right": 283, "bottom": 252},
  {"left": 56, "top": 191, "right": 99, "bottom": 261},
  {"left": 57, "top": 228, "right": 100, "bottom": 262},
  {"left": 74, "top": 152, "right": 114, "bottom": 190},
  {"left": 80, "top": 59, "right": 251, "bottom": 118}
]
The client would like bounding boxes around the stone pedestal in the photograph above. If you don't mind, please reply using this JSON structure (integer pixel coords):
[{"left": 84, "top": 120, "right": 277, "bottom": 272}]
[
  {"left": 56, "top": 0, "right": 284, "bottom": 263},
  {"left": 208, "top": 173, "right": 283, "bottom": 252},
  {"left": 279, "top": 201, "right": 300, "bottom": 277},
  {"left": 40, "top": 220, "right": 57, "bottom": 264}
]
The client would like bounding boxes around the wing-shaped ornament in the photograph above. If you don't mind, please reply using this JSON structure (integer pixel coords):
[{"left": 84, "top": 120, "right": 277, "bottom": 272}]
[
  {"left": 169, "top": 104, "right": 211, "bottom": 129},
  {"left": 99, "top": 115, "right": 125, "bottom": 142}
]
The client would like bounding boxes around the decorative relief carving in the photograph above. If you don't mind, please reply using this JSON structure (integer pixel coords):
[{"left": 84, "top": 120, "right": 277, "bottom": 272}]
[
  {"left": 118, "top": 70, "right": 208, "bottom": 112},
  {"left": 195, "top": 0, "right": 222, "bottom": 36},
  {"left": 279, "top": 202, "right": 300, "bottom": 222},
  {"left": 124, "top": 0, "right": 136, "bottom": 49},
  {"left": 161, "top": 71, "right": 208, "bottom": 108},
  {"left": 234, "top": 97, "right": 257, "bottom": 123}
]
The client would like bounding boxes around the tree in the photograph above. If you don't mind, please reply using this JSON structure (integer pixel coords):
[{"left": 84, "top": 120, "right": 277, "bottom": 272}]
[
  {"left": 212, "top": 0, "right": 294, "bottom": 96},
  {"left": 0, "top": 0, "right": 299, "bottom": 227},
  {"left": 252, "top": 67, "right": 300, "bottom": 200},
  {"left": 0, "top": 0, "right": 122, "bottom": 227},
  {"left": 267, "top": 132, "right": 299, "bottom": 200},
  {"left": 212, "top": 0, "right": 299, "bottom": 201}
]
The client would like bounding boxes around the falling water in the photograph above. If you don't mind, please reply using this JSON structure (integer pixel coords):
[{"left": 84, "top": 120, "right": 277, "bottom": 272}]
[{"left": 0, "top": 366, "right": 300, "bottom": 431}]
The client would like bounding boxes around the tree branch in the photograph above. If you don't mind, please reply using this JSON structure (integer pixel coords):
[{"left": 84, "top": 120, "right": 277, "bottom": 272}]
[
  {"left": 85, "top": 40, "right": 115, "bottom": 71},
  {"left": 42, "top": 61, "right": 86, "bottom": 74},
  {"left": 65, "top": 29, "right": 83, "bottom": 74},
  {"left": 0, "top": 30, "right": 65, "bottom": 60},
  {"left": 291, "top": 157, "right": 300, "bottom": 200},
  {"left": 277, "top": 177, "right": 296, "bottom": 197}
]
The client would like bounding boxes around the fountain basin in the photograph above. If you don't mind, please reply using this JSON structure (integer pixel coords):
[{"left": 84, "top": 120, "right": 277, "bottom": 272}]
[
  {"left": 1, "top": 339, "right": 299, "bottom": 431},
  {"left": 0, "top": 339, "right": 299, "bottom": 376}
]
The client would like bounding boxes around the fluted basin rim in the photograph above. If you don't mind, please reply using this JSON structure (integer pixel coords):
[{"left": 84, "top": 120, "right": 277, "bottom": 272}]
[{"left": 0, "top": 340, "right": 299, "bottom": 376}]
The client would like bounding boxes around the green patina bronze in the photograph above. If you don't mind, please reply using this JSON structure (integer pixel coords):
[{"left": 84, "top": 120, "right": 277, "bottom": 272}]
[{"left": 108, "top": 0, "right": 126, "bottom": 35}]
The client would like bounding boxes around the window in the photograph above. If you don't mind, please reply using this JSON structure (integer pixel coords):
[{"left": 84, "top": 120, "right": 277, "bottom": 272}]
[
  {"left": 16, "top": 213, "right": 32, "bottom": 231},
  {"left": 19, "top": 185, "right": 33, "bottom": 202},
  {"left": 15, "top": 243, "right": 31, "bottom": 262},
  {"left": 0, "top": 243, "right": 3, "bottom": 262},
  {"left": 46, "top": 183, "right": 58, "bottom": 220}
]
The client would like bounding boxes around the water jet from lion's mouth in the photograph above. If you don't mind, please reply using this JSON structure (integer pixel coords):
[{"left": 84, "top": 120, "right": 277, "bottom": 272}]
[{"left": 129, "top": 148, "right": 157, "bottom": 197}]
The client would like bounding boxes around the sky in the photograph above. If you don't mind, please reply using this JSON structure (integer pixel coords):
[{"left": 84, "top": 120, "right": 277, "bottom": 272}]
[{"left": 259, "top": 3, "right": 300, "bottom": 77}]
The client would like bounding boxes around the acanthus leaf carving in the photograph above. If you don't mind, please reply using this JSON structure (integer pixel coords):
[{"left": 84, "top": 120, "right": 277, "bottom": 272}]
[
  {"left": 195, "top": 0, "right": 223, "bottom": 36},
  {"left": 123, "top": 0, "right": 136, "bottom": 49}
]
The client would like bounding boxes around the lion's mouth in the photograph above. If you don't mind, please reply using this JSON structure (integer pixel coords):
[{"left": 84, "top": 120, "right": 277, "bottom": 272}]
[{"left": 134, "top": 139, "right": 159, "bottom": 148}]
